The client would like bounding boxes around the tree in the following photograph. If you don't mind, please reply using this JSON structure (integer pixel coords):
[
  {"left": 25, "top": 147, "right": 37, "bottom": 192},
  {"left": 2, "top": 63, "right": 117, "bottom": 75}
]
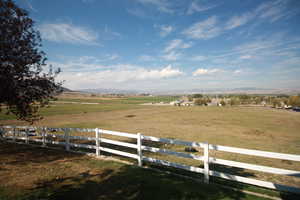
[
  {"left": 0, "top": 0, "right": 61, "bottom": 123},
  {"left": 220, "top": 100, "right": 226, "bottom": 106},
  {"left": 288, "top": 96, "right": 300, "bottom": 107},
  {"left": 194, "top": 98, "right": 207, "bottom": 106},
  {"left": 229, "top": 98, "right": 238, "bottom": 106},
  {"left": 192, "top": 94, "right": 203, "bottom": 98},
  {"left": 271, "top": 98, "right": 281, "bottom": 108}
]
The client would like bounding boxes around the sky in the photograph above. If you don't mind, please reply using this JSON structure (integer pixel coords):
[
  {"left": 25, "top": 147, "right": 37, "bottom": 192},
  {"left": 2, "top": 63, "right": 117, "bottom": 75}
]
[{"left": 17, "top": 0, "right": 300, "bottom": 91}]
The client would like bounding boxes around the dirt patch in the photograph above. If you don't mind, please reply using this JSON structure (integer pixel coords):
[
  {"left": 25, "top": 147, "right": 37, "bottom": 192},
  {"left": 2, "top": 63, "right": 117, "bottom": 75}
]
[
  {"left": 242, "top": 129, "right": 265, "bottom": 136},
  {"left": 125, "top": 115, "right": 136, "bottom": 118}
]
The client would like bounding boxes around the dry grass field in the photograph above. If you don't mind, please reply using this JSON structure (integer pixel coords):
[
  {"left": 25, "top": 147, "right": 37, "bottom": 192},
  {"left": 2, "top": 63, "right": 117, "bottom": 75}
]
[
  {"left": 2, "top": 142, "right": 270, "bottom": 200},
  {"left": 1, "top": 95, "right": 300, "bottom": 198}
]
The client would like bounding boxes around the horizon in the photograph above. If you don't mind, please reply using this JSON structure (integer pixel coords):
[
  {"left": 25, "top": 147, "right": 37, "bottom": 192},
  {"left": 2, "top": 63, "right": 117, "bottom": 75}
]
[
  {"left": 68, "top": 86, "right": 300, "bottom": 95},
  {"left": 17, "top": 0, "right": 300, "bottom": 91}
]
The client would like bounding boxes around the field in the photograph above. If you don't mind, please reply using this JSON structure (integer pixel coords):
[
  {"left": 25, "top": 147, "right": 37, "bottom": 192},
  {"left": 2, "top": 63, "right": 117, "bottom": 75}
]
[{"left": 1, "top": 95, "right": 300, "bottom": 199}]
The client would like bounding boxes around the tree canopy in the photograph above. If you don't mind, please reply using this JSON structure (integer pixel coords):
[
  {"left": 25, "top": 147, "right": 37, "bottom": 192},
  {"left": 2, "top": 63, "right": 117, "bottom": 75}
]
[
  {"left": 192, "top": 94, "right": 203, "bottom": 98},
  {"left": 0, "top": 0, "right": 62, "bottom": 123}
]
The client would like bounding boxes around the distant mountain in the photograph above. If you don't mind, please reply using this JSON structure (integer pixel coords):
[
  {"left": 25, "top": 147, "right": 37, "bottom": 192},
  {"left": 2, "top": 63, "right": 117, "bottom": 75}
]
[
  {"left": 54, "top": 86, "right": 73, "bottom": 95},
  {"left": 77, "top": 87, "right": 300, "bottom": 95},
  {"left": 79, "top": 88, "right": 139, "bottom": 94},
  {"left": 61, "top": 87, "right": 73, "bottom": 92},
  {"left": 153, "top": 88, "right": 300, "bottom": 95}
]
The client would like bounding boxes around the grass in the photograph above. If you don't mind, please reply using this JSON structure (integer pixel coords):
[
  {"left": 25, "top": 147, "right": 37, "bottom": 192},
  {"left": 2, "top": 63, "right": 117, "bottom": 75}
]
[
  {"left": 57, "top": 95, "right": 180, "bottom": 103},
  {"left": 1, "top": 95, "right": 300, "bottom": 195},
  {"left": 0, "top": 103, "right": 139, "bottom": 120},
  {"left": 0, "top": 96, "right": 179, "bottom": 120},
  {"left": 0, "top": 142, "right": 270, "bottom": 200}
]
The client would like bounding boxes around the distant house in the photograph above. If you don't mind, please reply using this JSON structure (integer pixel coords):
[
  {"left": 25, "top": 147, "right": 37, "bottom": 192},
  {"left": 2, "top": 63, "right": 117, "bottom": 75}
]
[
  {"left": 170, "top": 100, "right": 183, "bottom": 106},
  {"left": 284, "top": 105, "right": 292, "bottom": 109},
  {"left": 182, "top": 102, "right": 194, "bottom": 106},
  {"left": 207, "top": 98, "right": 219, "bottom": 106}
]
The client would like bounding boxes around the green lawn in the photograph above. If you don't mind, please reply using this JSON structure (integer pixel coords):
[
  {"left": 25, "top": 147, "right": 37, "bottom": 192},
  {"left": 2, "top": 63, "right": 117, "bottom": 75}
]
[{"left": 56, "top": 95, "right": 179, "bottom": 104}]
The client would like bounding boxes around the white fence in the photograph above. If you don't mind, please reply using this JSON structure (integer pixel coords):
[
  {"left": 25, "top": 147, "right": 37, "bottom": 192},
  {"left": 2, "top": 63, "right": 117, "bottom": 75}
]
[{"left": 1, "top": 125, "right": 300, "bottom": 194}]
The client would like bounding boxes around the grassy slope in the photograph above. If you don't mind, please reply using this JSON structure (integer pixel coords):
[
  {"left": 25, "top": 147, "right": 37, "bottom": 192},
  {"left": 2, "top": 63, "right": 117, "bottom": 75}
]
[{"left": 0, "top": 142, "right": 267, "bottom": 200}]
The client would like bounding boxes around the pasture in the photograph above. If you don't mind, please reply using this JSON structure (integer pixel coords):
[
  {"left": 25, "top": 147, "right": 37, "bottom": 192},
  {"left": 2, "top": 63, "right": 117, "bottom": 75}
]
[
  {"left": 1, "top": 95, "right": 300, "bottom": 199},
  {"left": 1, "top": 95, "right": 299, "bottom": 153}
]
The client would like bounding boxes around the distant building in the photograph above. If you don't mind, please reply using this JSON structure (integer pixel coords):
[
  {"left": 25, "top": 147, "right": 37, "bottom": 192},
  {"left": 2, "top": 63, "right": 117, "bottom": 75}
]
[
  {"left": 207, "top": 98, "right": 219, "bottom": 106},
  {"left": 182, "top": 102, "right": 194, "bottom": 106},
  {"left": 170, "top": 100, "right": 183, "bottom": 106}
]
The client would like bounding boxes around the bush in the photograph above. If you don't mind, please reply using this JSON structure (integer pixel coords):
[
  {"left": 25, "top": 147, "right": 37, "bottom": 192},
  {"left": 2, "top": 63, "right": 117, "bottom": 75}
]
[
  {"left": 194, "top": 98, "right": 207, "bottom": 106},
  {"left": 220, "top": 100, "right": 226, "bottom": 106}
]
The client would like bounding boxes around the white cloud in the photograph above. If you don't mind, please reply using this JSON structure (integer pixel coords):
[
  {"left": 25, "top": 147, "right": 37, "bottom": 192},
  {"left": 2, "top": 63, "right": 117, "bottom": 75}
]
[
  {"left": 225, "top": 12, "right": 256, "bottom": 30},
  {"left": 224, "top": 0, "right": 292, "bottom": 31},
  {"left": 182, "top": 16, "right": 222, "bottom": 40},
  {"left": 187, "top": 1, "right": 219, "bottom": 15},
  {"left": 161, "top": 51, "right": 182, "bottom": 61},
  {"left": 57, "top": 64, "right": 183, "bottom": 89},
  {"left": 182, "top": 1, "right": 294, "bottom": 41},
  {"left": 193, "top": 68, "right": 223, "bottom": 76},
  {"left": 239, "top": 55, "right": 252, "bottom": 59},
  {"left": 127, "top": 8, "right": 149, "bottom": 18},
  {"left": 191, "top": 55, "right": 207, "bottom": 61},
  {"left": 24, "top": 0, "right": 37, "bottom": 12},
  {"left": 164, "top": 39, "right": 192, "bottom": 53},
  {"left": 233, "top": 38, "right": 284, "bottom": 55},
  {"left": 255, "top": 0, "right": 292, "bottom": 22},
  {"left": 211, "top": 34, "right": 300, "bottom": 60},
  {"left": 38, "top": 23, "right": 99, "bottom": 45},
  {"left": 155, "top": 25, "right": 174, "bottom": 37},
  {"left": 103, "top": 26, "right": 122, "bottom": 40},
  {"left": 106, "top": 54, "right": 120, "bottom": 61},
  {"left": 75, "top": 54, "right": 119, "bottom": 62},
  {"left": 161, "top": 39, "right": 192, "bottom": 61},
  {"left": 234, "top": 69, "right": 242, "bottom": 74},
  {"left": 50, "top": 54, "right": 121, "bottom": 72},
  {"left": 136, "top": 0, "right": 174, "bottom": 13}
]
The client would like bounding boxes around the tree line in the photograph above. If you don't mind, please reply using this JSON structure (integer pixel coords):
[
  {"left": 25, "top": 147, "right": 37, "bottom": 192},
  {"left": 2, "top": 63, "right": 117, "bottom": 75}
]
[{"left": 188, "top": 94, "right": 300, "bottom": 107}]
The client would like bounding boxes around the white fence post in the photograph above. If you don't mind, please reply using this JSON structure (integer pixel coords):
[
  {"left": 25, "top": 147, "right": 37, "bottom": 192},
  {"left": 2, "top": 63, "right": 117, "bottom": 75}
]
[
  {"left": 64, "top": 128, "right": 70, "bottom": 151},
  {"left": 42, "top": 127, "right": 46, "bottom": 147},
  {"left": 137, "top": 133, "right": 143, "bottom": 167},
  {"left": 25, "top": 128, "right": 29, "bottom": 144},
  {"left": 204, "top": 142, "right": 210, "bottom": 183},
  {"left": 95, "top": 128, "right": 100, "bottom": 156}
]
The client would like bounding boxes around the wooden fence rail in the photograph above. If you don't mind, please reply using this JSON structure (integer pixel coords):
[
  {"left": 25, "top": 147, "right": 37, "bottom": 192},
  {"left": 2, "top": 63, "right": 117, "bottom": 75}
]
[{"left": 0, "top": 125, "right": 300, "bottom": 194}]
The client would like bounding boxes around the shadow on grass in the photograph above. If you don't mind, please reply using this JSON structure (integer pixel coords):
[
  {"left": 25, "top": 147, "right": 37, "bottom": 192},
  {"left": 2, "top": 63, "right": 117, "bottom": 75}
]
[
  {"left": 1, "top": 141, "right": 299, "bottom": 200},
  {"left": 26, "top": 165, "right": 251, "bottom": 200},
  {"left": 0, "top": 141, "right": 83, "bottom": 166}
]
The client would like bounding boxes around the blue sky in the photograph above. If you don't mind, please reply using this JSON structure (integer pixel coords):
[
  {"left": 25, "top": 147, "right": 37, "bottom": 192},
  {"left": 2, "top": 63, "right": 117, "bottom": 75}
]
[{"left": 17, "top": 0, "right": 300, "bottom": 91}]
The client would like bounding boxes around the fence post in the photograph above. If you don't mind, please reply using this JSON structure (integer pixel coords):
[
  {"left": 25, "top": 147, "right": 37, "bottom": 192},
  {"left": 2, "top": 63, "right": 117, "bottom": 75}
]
[
  {"left": 42, "top": 127, "right": 46, "bottom": 147},
  {"left": 0, "top": 127, "right": 4, "bottom": 140},
  {"left": 95, "top": 128, "right": 100, "bottom": 156},
  {"left": 13, "top": 126, "right": 16, "bottom": 142},
  {"left": 64, "top": 128, "right": 70, "bottom": 151},
  {"left": 25, "top": 128, "right": 29, "bottom": 144},
  {"left": 204, "top": 142, "right": 209, "bottom": 183},
  {"left": 137, "top": 133, "right": 143, "bottom": 167}
]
